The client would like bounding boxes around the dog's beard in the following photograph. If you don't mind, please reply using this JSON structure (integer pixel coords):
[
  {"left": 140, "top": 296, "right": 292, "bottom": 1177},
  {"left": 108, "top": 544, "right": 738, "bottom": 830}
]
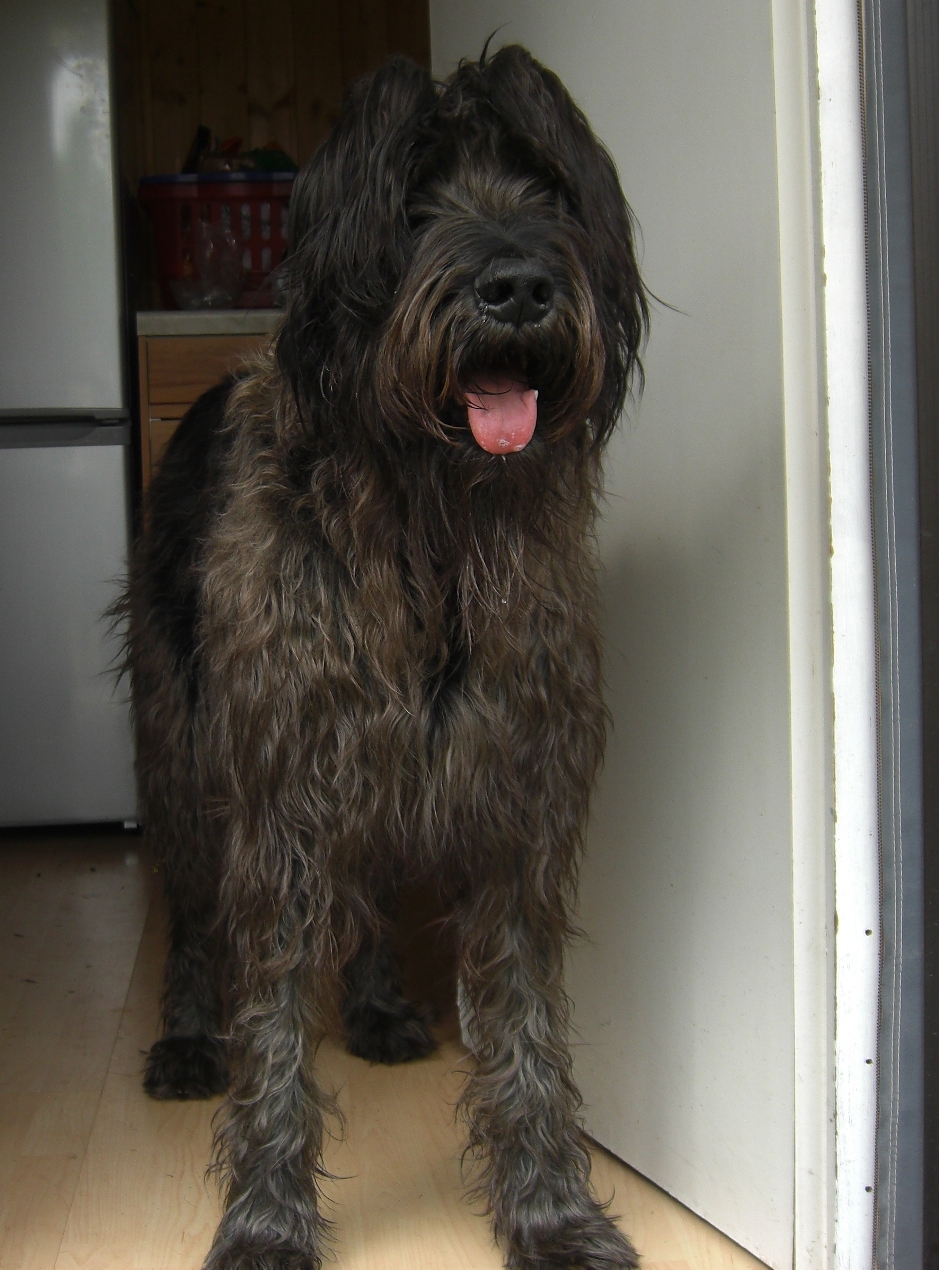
[{"left": 375, "top": 216, "right": 605, "bottom": 459}]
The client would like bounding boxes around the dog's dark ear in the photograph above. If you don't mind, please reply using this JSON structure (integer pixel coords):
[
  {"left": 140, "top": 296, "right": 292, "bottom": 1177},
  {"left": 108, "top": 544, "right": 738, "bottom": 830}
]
[
  {"left": 284, "top": 58, "right": 436, "bottom": 324},
  {"left": 483, "top": 46, "right": 648, "bottom": 434}
]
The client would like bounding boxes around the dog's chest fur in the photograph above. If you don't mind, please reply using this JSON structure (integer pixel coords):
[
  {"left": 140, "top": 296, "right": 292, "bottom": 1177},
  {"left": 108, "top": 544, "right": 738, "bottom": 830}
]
[{"left": 180, "top": 364, "right": 605, "bottom": 864}]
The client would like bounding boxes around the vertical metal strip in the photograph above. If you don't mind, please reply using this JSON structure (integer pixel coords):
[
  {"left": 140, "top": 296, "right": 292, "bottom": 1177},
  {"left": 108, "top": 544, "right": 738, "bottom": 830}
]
[
  {"left": 861, "top": 0, "right": 925, "bottom": 1266},
  {"left": 904, "top": 0, "right": 939, "bottom": 1254}
]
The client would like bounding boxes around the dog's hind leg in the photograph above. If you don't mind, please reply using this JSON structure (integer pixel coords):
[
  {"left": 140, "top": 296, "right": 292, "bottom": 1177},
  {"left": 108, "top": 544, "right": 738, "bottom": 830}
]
[
  {"left": 340, "top": 932, "right": 437, "bottom": 1064},
  {"left": 458, "top": 886, "right": 639, "bottom": 1270},
  {"left": 144, "top": 848, "right": 230, "bottom": 1100},
  {"left": 133, "top": 657, "right": 230, "bottom": 1100}
]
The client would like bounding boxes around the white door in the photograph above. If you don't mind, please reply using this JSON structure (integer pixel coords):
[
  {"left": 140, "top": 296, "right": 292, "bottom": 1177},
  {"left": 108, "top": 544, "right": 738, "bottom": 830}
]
[{"left": 431, "top": 5, "right": 878, "bottom": 1269}]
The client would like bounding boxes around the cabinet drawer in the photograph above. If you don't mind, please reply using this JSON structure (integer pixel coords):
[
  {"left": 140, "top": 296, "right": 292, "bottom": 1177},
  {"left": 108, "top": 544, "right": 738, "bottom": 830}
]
[{"left": 146, "top": 334, "right": 267, "bottom": 404}]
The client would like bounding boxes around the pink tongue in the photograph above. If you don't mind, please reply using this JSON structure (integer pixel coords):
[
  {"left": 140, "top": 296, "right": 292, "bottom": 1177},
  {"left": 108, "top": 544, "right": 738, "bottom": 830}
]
[{"left": 464, "top": 375, "right": 538, "bottom": 454}]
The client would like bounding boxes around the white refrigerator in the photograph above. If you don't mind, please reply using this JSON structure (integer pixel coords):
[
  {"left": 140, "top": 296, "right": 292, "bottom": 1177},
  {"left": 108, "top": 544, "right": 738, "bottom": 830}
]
[{"left": 0, "top": 0, "right": 137, "bottom": 825}]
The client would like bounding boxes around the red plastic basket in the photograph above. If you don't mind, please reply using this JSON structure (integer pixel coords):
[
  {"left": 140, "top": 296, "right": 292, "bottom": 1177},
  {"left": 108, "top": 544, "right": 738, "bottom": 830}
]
[{"left": 138, "top": 172, "right": 296, "bottom": 308}]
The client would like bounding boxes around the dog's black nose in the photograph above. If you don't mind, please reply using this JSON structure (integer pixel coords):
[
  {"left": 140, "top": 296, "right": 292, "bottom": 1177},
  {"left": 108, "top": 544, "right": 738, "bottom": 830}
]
[{"left": 474, "top": 258, "right": 555, "bottom": 325}]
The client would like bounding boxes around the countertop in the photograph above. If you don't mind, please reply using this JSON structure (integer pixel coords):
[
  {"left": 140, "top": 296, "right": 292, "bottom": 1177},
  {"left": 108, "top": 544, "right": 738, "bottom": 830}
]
[{"left": 136, "top": 310, "right": 283, "bottom": 336}]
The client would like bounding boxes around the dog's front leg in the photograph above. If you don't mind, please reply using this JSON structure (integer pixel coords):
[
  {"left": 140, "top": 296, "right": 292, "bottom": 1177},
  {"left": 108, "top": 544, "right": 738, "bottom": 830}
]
[
  {"left": 459, "top": 889, "right": 639, "bottom": 1270},
  {"left": 204, "top": 918, "right": 331, "bottom": 1270}
]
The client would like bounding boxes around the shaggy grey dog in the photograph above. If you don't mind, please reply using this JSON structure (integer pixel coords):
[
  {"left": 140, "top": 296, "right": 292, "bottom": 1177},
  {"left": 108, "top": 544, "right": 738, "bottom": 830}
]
[{"left": 126, "top": 44, "right": 647, "bottom": 1270}]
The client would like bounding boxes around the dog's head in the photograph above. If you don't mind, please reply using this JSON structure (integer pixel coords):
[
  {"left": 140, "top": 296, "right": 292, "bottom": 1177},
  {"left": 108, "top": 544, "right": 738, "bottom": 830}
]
[{"left": 278, "top": 45, "right": 646, "bottom": 471}]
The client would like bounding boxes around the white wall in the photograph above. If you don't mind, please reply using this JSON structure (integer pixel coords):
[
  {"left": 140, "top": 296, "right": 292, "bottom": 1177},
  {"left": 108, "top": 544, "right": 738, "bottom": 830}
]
[{"left": 431, "top": 5, "right": 833, "bottom": 1267}]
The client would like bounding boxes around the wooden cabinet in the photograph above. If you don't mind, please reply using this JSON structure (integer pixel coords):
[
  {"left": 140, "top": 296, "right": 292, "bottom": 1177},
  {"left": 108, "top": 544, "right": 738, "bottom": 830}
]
[{"left": 136, "top": 320, "right": 279, "bottom": 489}]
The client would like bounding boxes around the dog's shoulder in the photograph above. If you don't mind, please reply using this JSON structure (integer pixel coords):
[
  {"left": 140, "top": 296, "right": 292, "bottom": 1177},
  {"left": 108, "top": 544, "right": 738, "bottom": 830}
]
[
  {"left": 149, "top": 345, "right": 285, "bottom": 520},
  {"left": 154, "top": 377, "right": 234, "bottom": 501},
  {"left": 222, "top": 345, "right": 282, "bottom": 443}
]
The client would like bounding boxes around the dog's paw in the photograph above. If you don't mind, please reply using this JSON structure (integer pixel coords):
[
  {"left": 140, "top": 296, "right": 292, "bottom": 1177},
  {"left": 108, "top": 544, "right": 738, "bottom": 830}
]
[
  {"left": 343, "top": 999, "right": 438, "bottom": 1065},
  {"left": 143, "top": 1033, "right": 229, "bottom": 1100},
  {"left": 203, "top": 1242, "right": 319, "bottom": 1270},
  {"left": 505, "top": 1209, "right": 640, "bottom": 1270}
]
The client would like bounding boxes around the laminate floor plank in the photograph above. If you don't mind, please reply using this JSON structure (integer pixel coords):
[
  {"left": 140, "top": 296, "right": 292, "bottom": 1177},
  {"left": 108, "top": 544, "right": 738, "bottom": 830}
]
[
  {"left": 587, "top": 1152, "right": 765, "bottom": 1270},
  {"left": 2, "top": 835, "right": 768, "bottom": 1270},
  {"left": 0, "top": 835, "right": 151, "bottom": 1270},
  {"left": 320, "top": 1032, "right": 501, "bottom": 1270},
  {"left": 54, "top": 891, "right": 220, "bottom": 1270}
]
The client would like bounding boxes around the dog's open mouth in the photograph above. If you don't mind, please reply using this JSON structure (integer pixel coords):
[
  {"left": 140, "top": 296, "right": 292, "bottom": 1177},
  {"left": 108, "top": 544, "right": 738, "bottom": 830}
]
[{"left": 464, "top": 373, "right": 539, "bottom": 454}]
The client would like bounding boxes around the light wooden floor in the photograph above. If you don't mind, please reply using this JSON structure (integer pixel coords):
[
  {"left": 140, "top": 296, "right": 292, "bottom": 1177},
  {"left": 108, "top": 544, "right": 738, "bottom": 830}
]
[{"left": 0, "top": 832, "right": 768, "bottom": 1270}]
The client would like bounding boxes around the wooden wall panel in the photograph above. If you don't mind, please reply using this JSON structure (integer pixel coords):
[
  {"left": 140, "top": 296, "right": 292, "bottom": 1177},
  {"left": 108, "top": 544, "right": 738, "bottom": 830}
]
[
  {"left": 386, "top": 0, "right": 432, "bottom": 67},
  {"left": 293, "top": 0, "right": 344, "bottom": 160},
  {"left": 118, "top": 0, "right": 430, "bottom": 180},
  {"left": 195, "top": 0, "right": 249, "bottom": 148},
  {"left": 112, "top": 0, "right": 149, "bottom": 193},
  {"left": 339, "top": 0, "right": 367, "bottom": 84},
  {"left": 145, "top": 0, "right": 201, "bottom": 175},
  {"left": 245, "top": 0, "right": 297, "bottom": 156},
  {"left": 363, "top": 0, "right": 393, "bottom": 78}
]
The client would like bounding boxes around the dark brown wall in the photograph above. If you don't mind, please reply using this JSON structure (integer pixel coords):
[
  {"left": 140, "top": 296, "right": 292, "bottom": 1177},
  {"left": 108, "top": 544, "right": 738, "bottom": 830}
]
[{"left": 114, "top": 0, "right": 430, "bottom": 187}]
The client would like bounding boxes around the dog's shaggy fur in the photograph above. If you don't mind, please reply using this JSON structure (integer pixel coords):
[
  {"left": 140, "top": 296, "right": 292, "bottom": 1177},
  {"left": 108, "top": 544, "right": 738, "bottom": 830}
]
[{"left": 126, "top": 45, "right": 647, "bottom": 1270}]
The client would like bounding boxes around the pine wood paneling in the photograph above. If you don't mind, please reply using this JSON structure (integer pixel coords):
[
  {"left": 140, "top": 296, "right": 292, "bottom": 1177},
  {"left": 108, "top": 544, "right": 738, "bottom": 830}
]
[
  {"left": 339, "top": 0, "right": 370, "bottom": 86},
  {"left": 118, "top": 0, "right": 431, "bottom": 179},
  {"left": 361, "top": 0, "right": 393, "bottom": 79},
  {"left": 112, "top": 0, "right": 149, "bottom": 193},
  {"left": 195, "top": 0, "right": 249, "bottom": 149},
  {"left": 146, "top": 0, "right": 201, "bottom": 175},
  {"left": 293, "top": 0, "right": 344, "bottom": 160},
  {"left": 245, "top": 0, "right": 297, "bottom": 156},
  {"left": 387, "top": 0, "right": 432, "bottom": 67}
]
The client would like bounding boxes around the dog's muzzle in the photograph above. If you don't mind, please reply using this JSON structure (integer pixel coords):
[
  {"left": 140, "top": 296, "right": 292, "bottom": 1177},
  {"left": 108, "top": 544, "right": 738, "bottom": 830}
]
[
  {"left": 473, "top": 257, "right": 555, "bottom": 327},
  {"left": 464, "top": 259, "right": 555, "bottom": 453}
]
